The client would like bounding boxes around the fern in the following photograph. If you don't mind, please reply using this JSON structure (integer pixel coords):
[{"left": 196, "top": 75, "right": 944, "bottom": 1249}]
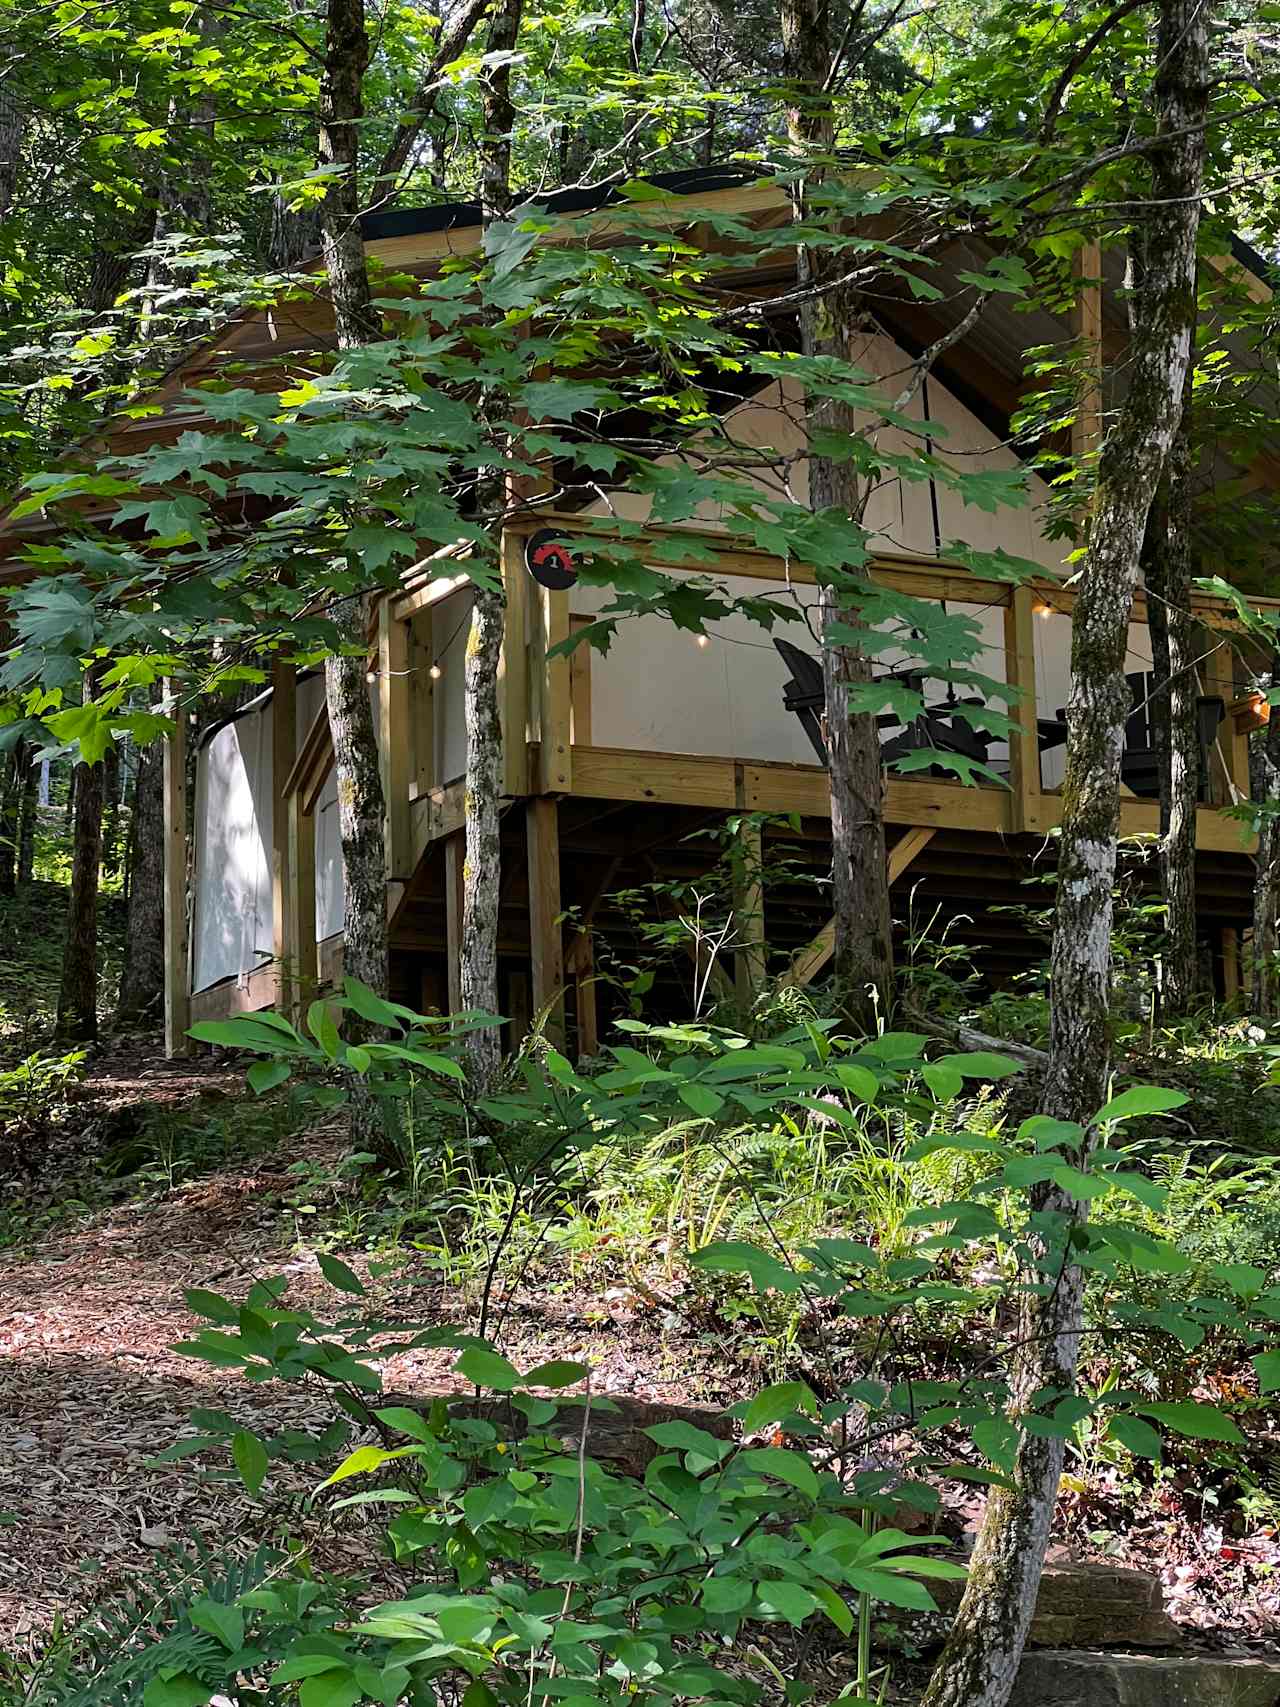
[{"left": 19, "top": 1536, "right": 281, "bottom": 1707}]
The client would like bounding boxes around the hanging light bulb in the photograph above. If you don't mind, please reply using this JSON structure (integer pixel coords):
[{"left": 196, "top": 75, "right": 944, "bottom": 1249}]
[
  {"left": 696, "top": 634, "right": 710, "bottom": 650},
  {"left": 365, "top": 668, "right": 377, "bottom": 683},
  {"left": 1032, "top": 599, "right": 1053, "bottom": 620},
  {"left": 429, "top": 662, "right": 443, "bottom": 681}
]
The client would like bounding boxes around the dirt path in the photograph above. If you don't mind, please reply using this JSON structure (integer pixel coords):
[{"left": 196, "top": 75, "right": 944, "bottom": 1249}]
[{"left": 0, "top": 1053, "right": 736, "bottom": 1646}]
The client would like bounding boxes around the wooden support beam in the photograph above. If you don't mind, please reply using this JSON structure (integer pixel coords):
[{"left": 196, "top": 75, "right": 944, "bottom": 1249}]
[
  {"left": 526, "top": 796, "right": 565, "bottom": 1040},
  {"left": 1004, "top": 584, "right": 1040, "bottom": 832},
  {"left": 1221, "top": 927, "right": 1241, "bottom": 1001},
  {"left": 1072, "top": 241, "right": 1104, "bottom": 469},
  {"left": 444, "top": 829, "right": 464, "bottom": 1015},
  {"left": 500, "top": 528, "right": 530, "bottom": 797},
  {"left": 285, "top": 790, "right": 317, "bottom": 1023},
  {"left": 572, "top": 932, "right": 599, "bottom": 1058},
  {"left": 270, "top": 659, "right": 297, "bottom": 1013},
  {"left": 163, "top": 682, "right": 191, "bottom": 1056},
  {"left": 1204, "top": 635, "right": 1249, "bottom": 803},
  {"left": 379, "top": 598, "right": 413, "bottom": 881},
  {"left": 569, "top": 613, "right": 593, "bottom": 746},
  {"left": 409, "top": 610, "right": 434, "bottom": 796},
  {"left": 538, "top": 586, "right": 572, "bottom": 794},
  {"left": 780, "top": 827, "right": 936, "bottom": 989}
]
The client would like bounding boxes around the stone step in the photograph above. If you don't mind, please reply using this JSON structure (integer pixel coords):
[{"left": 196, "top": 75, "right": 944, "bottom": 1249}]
[
  {"left": 927, "top": 1561, "right": 1180, "bottom": 1649},
  {"left": 1009, "top": 1650, "right": 1280, "bottom": 1707}
]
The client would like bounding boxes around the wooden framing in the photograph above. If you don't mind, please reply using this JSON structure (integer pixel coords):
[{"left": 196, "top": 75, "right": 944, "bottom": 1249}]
[
  {"left": 379, "top": 597, "right": 414, "bottom": 883},
  {"left": 1072, "top": 241, "right": 1104, "bottom": 466},
  {"left": 285, "top": 788, "right": 317, "bottom": 1022},
  {"left": 162, "top": 682, "right": 191, "bottom": 1055},
  {"left": 444, "top": 830, "right": 464, "bottom": 1014},
  {"left": 1004, "top": 585, "right": 1040, "bottom": 831},
  {"left": 527, "top": 796, "right": 565, "bottom": 1040},
  {"left": 270, "top": 659, "right": 297, "bottom": 1012}
]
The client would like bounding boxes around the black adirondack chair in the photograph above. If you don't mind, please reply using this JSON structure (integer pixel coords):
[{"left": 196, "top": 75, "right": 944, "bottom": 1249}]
[
  {"left": 773, "top": 637, "right": 996, "bottom": 774},
  {"left": 1050, "top": 672, "right": 1226, "bottom": 800}
]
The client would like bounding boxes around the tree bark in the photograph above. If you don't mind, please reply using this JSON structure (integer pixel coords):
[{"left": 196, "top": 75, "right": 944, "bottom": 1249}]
[
  {"left": 780, "top": 0, "right": 892, "bottom": 1034},
  {"left": 1252, "top": 650, "right": 1280, "bottom": 1017},
  {"left": 16, "top": 747, "right": 37, "bottom": 884},
  {"left": 116, "top": 738, "right": 165, "bottom": 1025},
  {"left": 372, "top": 0, "right": 492, "bottom": 205},
  {"left": 0, "top": 88, "right": 22, "bottom": 222},
  {"left": 1144, "top": 378, "right": 1200, "bottom": 1015},
  {"left": 56, "top": 757, "right": 105, "bottom": 1042},
  {"left": 920, "top": 6, "right": 1210, "bottom": 1706},
  {"left": 458, "top": 0, "right": 523, "bottom": 1088},
  {"left": 0, "top": 743, "right": 18, "bottom": 897}
]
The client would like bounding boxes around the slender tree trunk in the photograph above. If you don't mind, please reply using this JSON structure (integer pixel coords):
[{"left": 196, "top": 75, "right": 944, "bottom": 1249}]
[
  {"left": 921, "top": 7, "right": 1210, "bottom": 1706},
  {"left": 0, "top": 88, "right": 22, "bottom": 221},
  {"left": 101, "top": 744, "right": 122, "bottom": 879},
  {"left": 56, "top": 757, "right": 105, "bottom": 1042},
  {"left": 116, "top": 739, "right": 165, "bottom": 1024},
  {"left": 458, "top": 0, "right": 523, "bottom": 1088},
  {"left": 63, "top": 763, "right": 76, "bottom": 832},
  {"left": 1145, "top": 367, "right": 1200, "bottom": 1015},
  {"left": 315, "top": 0, "right": 392, "bottom": 1150},
  {"left": 780, "top": 0, "right": 892, "bottom": 1033},
  {"left": 1252, "top": 651, "right": 1280, "bottom": 1017},
  {"left": 17, "top": 749, "right": 37, "bottom": 884},
  {"left": 0, "top": 744, "right": 18, "bottom": 897}
]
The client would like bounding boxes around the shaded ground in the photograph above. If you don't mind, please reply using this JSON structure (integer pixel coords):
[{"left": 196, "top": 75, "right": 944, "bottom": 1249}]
[{"left": 0, "top": 1042, "right": 1277, "bottom": 1661}]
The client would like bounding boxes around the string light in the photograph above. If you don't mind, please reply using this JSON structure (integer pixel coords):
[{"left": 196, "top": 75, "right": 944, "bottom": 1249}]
[
  {"left": 429, "top": 662, "right": 443, "bottom": 681},
  {"left": 696, "top": 634, "right": 710, "bottom": 649},
  {"left": 365, "top": 668, "right": 377, "bottom": 683},
  {"left": 1032, "top": 599, "right": 1053, "bottom": 620}
]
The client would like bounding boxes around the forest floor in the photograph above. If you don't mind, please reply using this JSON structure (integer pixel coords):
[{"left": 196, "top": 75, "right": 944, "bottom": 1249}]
[{"left": 0, "top": 1037, "right": 1278, "bottom": 1668}]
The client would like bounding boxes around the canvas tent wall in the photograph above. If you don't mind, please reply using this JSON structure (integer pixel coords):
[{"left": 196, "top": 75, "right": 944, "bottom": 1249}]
[{"left": 191, "top": 674, "right": 347, "bottom": 996}]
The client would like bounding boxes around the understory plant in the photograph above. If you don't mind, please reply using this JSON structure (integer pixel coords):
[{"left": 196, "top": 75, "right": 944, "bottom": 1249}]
[{"left": 14, "top": 985, "right": 1280, "bottom": 1707}]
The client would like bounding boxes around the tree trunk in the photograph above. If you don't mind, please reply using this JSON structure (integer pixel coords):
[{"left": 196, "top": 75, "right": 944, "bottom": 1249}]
[
  {"left": 458, "top": 0, "right": 524, "bottom": 1088},
  {"left": 1252, "top": 650, "right": 1280, "bottom": 1017},
  {"left": 1145, "top": 368, "right": 1200, "bottom": 1015},
  {"left": 780, "top": 0, "right": 892, "bottom": 1033},
  {"left": 17, "top": 749, "right": 37, "bottom": 883},
  {"left": 56, "top": 757, "right": 105, "bottom": 1042},
  {"left": 101, "top": 743, "right": 123, "bottom": 879},
  {"left": 315, "top": 0, "right": 393, "bottom": 1151},
  {"left": 0, "top": 743, "right": 18, "bottom": 897},
  {"left": 0, "top": 88, "right": 22, "bottom": 222},
  {"left": 116, "top": 739, "right": 165, "bottom": 1025},
  {"left": 920, "top": 7, "right": 1210, "bottom": 1706}
]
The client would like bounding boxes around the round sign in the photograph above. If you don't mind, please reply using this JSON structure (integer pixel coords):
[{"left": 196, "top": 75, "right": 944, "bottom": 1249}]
[{"left": 526, "top": 529, "right": 578, "bottom": 590}]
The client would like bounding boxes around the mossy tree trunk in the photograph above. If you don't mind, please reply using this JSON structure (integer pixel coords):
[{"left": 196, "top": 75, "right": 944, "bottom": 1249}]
[
  {"left": 780, "top": 0, "right": 892, "bottom": 1034},
  {"left": 459, "top": 0, "right": 524, "bottom": 1088},
  {"left": 920, "top": 6, "right": 1210, "bottom": 1705},
  {"left": 317, "top": 0, "right": 393, "bottom": 1150},
  {"left": 16, "top": 747, "right": 37, "bottom": 884},
  {"left": 56, "top": 756, "right": 104, "bottom": 1042},
  {"left": 116, "top": 737, "right": 165, "bottom": 1025},
  {"left": 1145, "top": 368, "right": 1201, "bottom": 1015},
  {"left": 0, "top": 742, "right": 19, "bottom": 897},
  {"left": 1252, "top": 649, "right": 1280, "bottom": 1017}
]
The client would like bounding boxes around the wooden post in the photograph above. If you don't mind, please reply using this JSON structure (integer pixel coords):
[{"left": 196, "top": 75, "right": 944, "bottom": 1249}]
[
  {"left": 444, "top": 829, "right": 464, "bottom": 1014},
  {"left": 271, "top": 659, "right": 296, "bottom": 1013},
  {"left": 569, "top": 613, "right": 593, "bottom": 746},
  {"left": 286, "top": 790, "right": 317, "bottom": 1023},
  {"left": 538, "top": 585, "right": 572, "bottom": 794},
  {"left": 1222, "top": 927, "right": 1241, "bottom": 1000},
  {"left": 409, "top": 610, "right": 434, "bottom": 796},
  {"left": 1072, "top": 241, "right": 1104, "bottom": 469},
  {"left": 500, "top": 528, "right": 530, "bottom": 797},
  {"left": 379, "top": 598, "right": 413, "bottom": 881},
  {"left": 162, "top": 682, "right": 191, "bottom": 1056},
  {"left": 1204, "top": 632, "right": 1248, "bottom": 803},
  {"left": 526, "top": 795, "right": 565, "bottom": 1040},
  {"left": 570, "top": 932, "right": 599, "bottom": 1058},
  {"left": 1004, "top": 585, "right": 1041, "bottom": 831}
]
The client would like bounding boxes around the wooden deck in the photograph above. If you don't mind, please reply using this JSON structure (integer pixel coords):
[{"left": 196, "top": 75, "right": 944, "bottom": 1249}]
[{"left": 172, "top": 517, "right": 1268, "bottom": 1042}]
